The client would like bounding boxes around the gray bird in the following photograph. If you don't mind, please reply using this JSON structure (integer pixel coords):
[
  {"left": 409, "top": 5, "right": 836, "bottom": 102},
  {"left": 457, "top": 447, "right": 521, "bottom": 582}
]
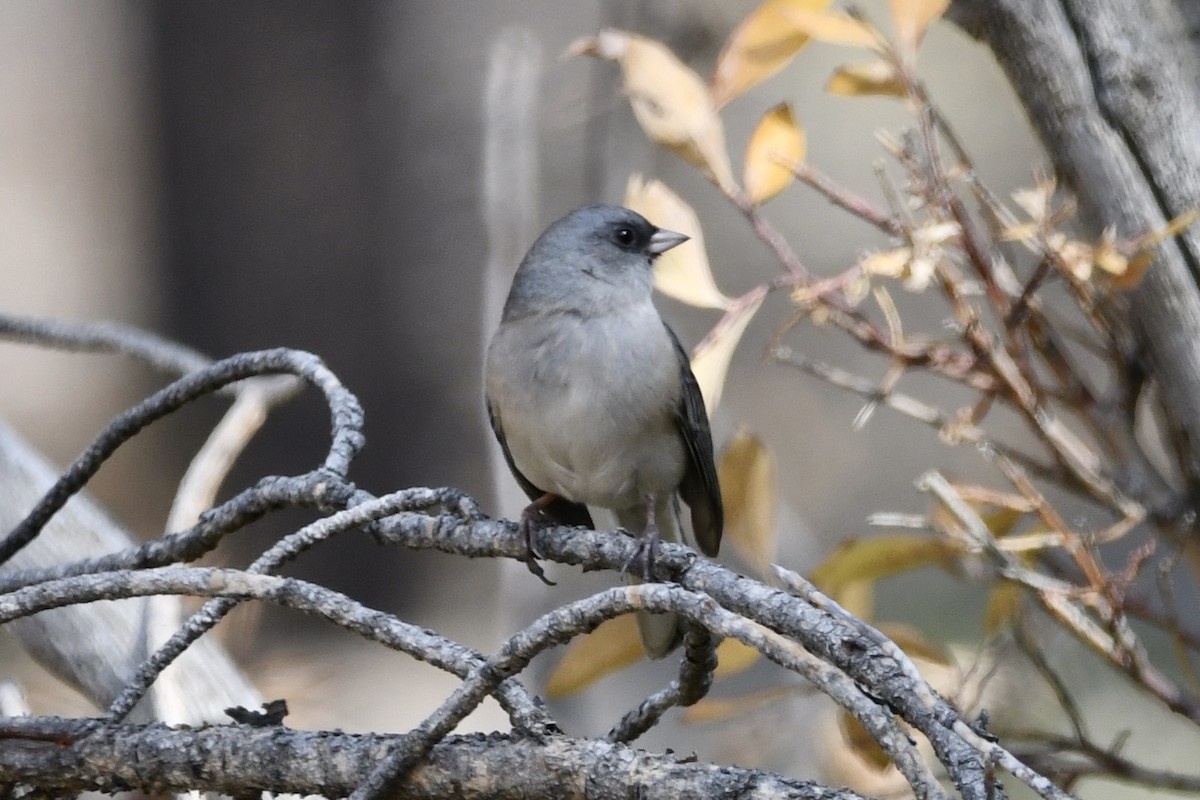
[{"left": 485, "top": 204, "right": 722, "bottom": 658}]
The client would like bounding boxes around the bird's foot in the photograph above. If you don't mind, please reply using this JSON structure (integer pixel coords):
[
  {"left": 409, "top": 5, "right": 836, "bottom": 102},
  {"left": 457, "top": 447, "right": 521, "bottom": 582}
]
[
  {"left": 622, "top": 495, "right": 662, "bottom": 582},
  {"left": 519, "top": 500, "right": 556, "bottom": 586}
]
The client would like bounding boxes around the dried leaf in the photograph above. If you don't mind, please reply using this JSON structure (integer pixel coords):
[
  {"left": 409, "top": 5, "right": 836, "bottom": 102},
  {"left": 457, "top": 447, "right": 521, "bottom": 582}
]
[
  {"left": 1050, "top": 234, "right": 1094, "bottom": 281},
  {"left": 1113, "top": 251, "right": 1154, "bottom": 290},
  {"left": 1011, "top": 184, "right": 1052, "bottom": 221},
  {"left": 1114, "top": 207, "right": 1200, "bottom": 289},
  {"left": 826, "top": 60, "right": 906, "bottom": 97},
  {"left": 983, "top": 582, "right": 1024, "bottom": 636},
  {"left": 544, "top": 615, "right": 643, "bottom": 698},
  {"left": 744, "top": 103, "right": 807, "bottom": 206},
  {"left": 834, "top": 580, "right": 875, "bottom": 619},
  {"left": 570, "top": 29, "right": 736, "bottom": 191},
  {"left": 839, "top": 710, "right": 891, "bottom": 770},
  {"left": 912, "top": 221, "right": 960, "bottom": 248},
  {"left": 1139, "top": 206, "right": 1200, "bottom": 248},
  {"left": 810, "top": 535, "right": 958, "bottom": 597},
  {"left": 719, "top": 430, "right": 778, "bottom": 577},
  {"left": 682, "top": 685, "right": 794, "bottom": 724},
  {"left": 625, "top": 175, "right": 731, "bottom": 310},
  {"left": 1001, "top": 221, "right": 1040, "bottom": 243},
  {"left": 889, "top": 0, "right": 950, "bottom": 58},
  {"left": 860, "top": 247, "right": 911, "bottom": 278},
  {"left": 875, "top": 622, "right": 952, "bottom": 666},
  {"left": 714, "top": 636, "right": 761, "bottom": 677},
  {"left": 711, "top": 0, "right": 835, "bottom": 108},
  {"left": 690, "top": 294, "right": 765, "bottom": 411},
  {"left": 781, "top": 7, "right": 880, "bottom": 48}
]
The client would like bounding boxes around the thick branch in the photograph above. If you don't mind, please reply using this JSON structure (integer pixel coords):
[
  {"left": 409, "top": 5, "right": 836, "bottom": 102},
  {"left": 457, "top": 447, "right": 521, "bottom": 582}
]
[{"left": 0, "top": 716, "right": 870, "bottom": 799}]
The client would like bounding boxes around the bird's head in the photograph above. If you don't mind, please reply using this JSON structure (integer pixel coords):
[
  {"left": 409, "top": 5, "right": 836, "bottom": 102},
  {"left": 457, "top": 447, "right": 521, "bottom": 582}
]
[{"left": 504, "top": 205, "right": 688, "bottom": 317}]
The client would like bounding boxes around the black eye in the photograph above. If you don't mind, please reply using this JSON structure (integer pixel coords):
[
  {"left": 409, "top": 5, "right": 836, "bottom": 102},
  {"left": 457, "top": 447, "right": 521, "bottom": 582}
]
[{"left": 613, "top": 227, "right": 636, "bottom": 247}]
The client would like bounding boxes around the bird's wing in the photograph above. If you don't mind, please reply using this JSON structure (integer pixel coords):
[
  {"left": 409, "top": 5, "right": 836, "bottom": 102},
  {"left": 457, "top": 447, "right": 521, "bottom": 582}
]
[
  {"left": 486, "top": 397, "right": 595, "bottom": 529},
  {"left": 666, "top": 325, "right": 723, "bottom": 556}
]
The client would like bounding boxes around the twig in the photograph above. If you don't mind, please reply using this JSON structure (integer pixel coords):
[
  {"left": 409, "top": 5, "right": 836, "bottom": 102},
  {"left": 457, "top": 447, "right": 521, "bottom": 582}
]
[{"left": 0, "top": 349, "right": 365, "bottom": 565}]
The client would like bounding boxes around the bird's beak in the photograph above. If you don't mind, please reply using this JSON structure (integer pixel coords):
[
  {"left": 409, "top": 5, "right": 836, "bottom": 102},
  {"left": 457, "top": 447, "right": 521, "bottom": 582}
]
[{"left": 647, "top": 228, "right": 689, "bottom": 256}]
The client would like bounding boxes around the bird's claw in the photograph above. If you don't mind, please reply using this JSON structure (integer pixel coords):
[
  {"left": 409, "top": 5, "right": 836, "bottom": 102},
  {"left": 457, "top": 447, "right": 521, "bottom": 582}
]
[
  {"left": 519, "top": 508, "right": 555, "bottom": 586},
  {"left": 621, "top": 527, "right": 660, "bottom": 582}
]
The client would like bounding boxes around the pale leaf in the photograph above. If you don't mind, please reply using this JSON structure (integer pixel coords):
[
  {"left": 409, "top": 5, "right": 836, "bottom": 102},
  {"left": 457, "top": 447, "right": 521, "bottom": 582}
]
[
  {"left": 889, "top": 0, "right": 950, "bottom": 58},
  {"left": 690, "top": 294, "right": 765, "bottom": 411},
  {"left": 719, "top": 430, "right": 778, "bottom": 577},
  {"left": 875, "top": 622, "right": 952, "bottom": 666},
  {"left": 682, "top": 686, "right": 794, "bottom": 725},
  {"left": 810, "top": 535, "right": 958, "bottom": 595},
  {"left": 743, "top": 103, "right": 807, "bottom": 206},
  {"left": 625, "top": 175, "right": 731, "bottom": 309},
  {"left": 860, "top": 247, "right": 911, "bottom": 278},
  {"left": 839, "top": 710, "right": 891, "bottom": 770},
  {"left": 544, "top": 615, "right": 643, "bottom": 698},
  {"left": 835, "top": 580, "right": 875, "bottom": 619},
  {"left": 714, "top": 637, "right": 761, "bottom": 677},
  {"left": 1093, "top": 234, "right": 1128, "bottom": 277},
  {"left": 912, "top": 221, "right": 960, "bottom": 248},
  {"left": 1114, "top": 207, "right": 1200, "bottom": 289},
  {"left": 1011, "top": 184, "right": 1052, "bottom": 221},
  {"left": 781, "top": 7, "right": 880, "bottom": 48},
  {"left": 711, "top": 0, "right": 835, "bottom": 107},
  {"left": 1001, "top": 221, "right": 1040, "bottom": 242},
  {"left": 571, "top": 29, "right": 736, "bottom": 191},
  {"left": 826, "top": 61, "right": 906, "bottom": 97},
  {"left": 983, "top": 583, "right": 1024, "bottom": 636},
  {"left": 1112, "top": 251, "right": 1154, "bottom": 290}
]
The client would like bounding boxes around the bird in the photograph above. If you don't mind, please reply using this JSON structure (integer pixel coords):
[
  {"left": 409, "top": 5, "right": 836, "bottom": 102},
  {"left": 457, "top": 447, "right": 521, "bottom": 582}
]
[{"left": 485, "top": 204, "right": 722, "bottom": 658}]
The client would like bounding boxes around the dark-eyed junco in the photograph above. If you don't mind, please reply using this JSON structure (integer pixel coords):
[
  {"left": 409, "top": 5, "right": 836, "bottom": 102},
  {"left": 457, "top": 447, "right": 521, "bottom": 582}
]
[{"left": 485, "top": 204, "right": 722, "bottom": 657}]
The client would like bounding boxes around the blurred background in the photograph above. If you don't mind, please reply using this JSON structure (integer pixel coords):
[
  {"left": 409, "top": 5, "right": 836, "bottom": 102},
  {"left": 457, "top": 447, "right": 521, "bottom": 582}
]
[{"left": 10, "top": 1, "right": 1192, "bottom": 792}]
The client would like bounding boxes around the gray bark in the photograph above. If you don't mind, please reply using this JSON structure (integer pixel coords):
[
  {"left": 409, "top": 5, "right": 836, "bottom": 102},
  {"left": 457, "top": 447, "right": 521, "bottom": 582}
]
[{"left": 0, "top": 716, "right": 871, "bottom": 799}]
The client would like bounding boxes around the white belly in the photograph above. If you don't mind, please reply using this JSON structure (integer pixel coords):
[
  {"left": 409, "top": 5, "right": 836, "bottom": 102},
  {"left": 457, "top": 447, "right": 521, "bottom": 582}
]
[{"left": 487, "top": 303, "right": 686, "bottom": 512}]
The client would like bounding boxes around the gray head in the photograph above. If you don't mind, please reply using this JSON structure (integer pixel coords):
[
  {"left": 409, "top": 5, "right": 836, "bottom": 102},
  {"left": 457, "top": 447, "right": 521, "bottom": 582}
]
[{"left": 502, "top": 204, "right": 688, "bottom": 320}]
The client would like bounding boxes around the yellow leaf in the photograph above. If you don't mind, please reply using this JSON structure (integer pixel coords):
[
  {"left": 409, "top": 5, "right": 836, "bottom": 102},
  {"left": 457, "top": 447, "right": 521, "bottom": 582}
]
[
  {"left": 711, "top": 0, "right": 835, "bottom": 108},
  {"left": 1114, "top": 207, "right": 1200, "bottom": 290},
  {"left": 682, "top": 685, "right": 794, "bottom": 725},
  {"left": 983, "top": 506, "right": 1024, "bottom": 538},
  {"left": 834, "top": 580, "right": 875, "bottom": 619},
  {"left": 714, "top": 636, "right": 761, "bottom": 677},
  {"left": 1138, "top": 206, "right": 1200, "bottom": 248},
  {"left": 839, "top": 710, "right": 891, "bottom": 770},
  {"left": 743, "top": 103, "right": 807, "bottom": 206},
  {"left": 719, "top": 431, "right": 778, "bottom": 576},
  {"left": 1112, "top": 251, "right": 1154, "bottom": 290},
  {"left": 544, "top": 615, "right": 644, "bottom": 698},
  {"left": 570, "top": 30, "right": 735, "bottom": 192},
  {"left": 1001, "top": 222, "right": 1040, "bottom": 242},
  {"left": 826, "top": 61, "right": 906, "bottom": 97},
  {"left": 889, "top": 0, "right": 949, "bottom": 59},
  {"left": 810, "top": 535, "right": 958, "bottom": 596},
  {"left": 624, "top": 175, "right": 731, "bottom": 310},
  {"left": 1093, "top": 228, "right": 1128, "bottom": 277},
  {"left": 690, "top": 294, "right": 765, "bottom": 411},
  {"left": 781, "top": 7, "right": 880, "bottom": 49},
  {"left": 875, "top": 622, "right": 952, "bottom": 666},
  {"left": 983, "top": 583, "right": 1024, "bottom": 636}
]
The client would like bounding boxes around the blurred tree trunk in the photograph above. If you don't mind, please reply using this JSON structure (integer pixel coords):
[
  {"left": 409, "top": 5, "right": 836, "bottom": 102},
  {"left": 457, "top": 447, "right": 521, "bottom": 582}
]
[{"left": 950, "top": 0, "right": 1200, "bottom": 510}]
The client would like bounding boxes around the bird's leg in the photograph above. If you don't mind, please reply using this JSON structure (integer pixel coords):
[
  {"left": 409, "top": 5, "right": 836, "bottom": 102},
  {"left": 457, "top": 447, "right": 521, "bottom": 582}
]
[
  {"left": 623, "top": 494, "right": 661, "bottom": 582},
  {"left": 519, "top": 493, "right": 558, "bottom": 586}
]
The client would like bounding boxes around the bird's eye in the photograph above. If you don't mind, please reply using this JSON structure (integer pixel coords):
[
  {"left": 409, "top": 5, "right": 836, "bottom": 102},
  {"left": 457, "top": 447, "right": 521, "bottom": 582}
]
[{"left": 613, "top": 227, "right": 636, "bottom": 247}]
